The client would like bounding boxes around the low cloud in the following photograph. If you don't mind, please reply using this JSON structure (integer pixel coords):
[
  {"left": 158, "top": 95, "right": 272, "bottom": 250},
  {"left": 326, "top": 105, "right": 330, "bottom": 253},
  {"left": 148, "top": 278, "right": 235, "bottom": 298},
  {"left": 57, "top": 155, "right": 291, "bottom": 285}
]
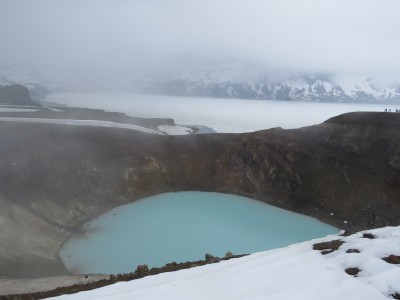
[{"left": 1, "top": 0, "right": 400, "bottom": 81}]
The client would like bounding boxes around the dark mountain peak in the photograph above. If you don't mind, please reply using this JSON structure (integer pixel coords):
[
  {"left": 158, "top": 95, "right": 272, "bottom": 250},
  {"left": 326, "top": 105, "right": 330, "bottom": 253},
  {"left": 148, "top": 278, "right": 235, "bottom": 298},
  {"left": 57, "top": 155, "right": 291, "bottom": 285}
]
[{"left": 0, "top": 84, "right": 41, "bottom": 107}]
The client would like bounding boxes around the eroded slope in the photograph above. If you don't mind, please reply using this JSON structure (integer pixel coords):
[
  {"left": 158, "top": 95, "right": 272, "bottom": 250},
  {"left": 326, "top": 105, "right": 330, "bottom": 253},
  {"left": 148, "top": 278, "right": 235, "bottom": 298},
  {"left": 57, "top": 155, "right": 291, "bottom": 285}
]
[{"left": 0, "top": 112, "right": 399, "bottom": 277}]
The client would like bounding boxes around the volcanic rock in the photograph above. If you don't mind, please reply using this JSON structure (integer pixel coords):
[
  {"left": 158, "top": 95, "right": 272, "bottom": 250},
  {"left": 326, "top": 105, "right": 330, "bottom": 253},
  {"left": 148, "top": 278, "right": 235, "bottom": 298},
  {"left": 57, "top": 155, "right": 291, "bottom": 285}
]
[{"left": 0, "top": 112, "right": 400, "bottom": 277}]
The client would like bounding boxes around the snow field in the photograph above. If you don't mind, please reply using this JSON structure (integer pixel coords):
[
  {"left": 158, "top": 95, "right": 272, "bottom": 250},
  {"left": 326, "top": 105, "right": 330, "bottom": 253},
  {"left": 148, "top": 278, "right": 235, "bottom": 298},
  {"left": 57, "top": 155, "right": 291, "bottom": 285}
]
[{"left": 45, "top": 93, "right": 399, "bottom": 133}]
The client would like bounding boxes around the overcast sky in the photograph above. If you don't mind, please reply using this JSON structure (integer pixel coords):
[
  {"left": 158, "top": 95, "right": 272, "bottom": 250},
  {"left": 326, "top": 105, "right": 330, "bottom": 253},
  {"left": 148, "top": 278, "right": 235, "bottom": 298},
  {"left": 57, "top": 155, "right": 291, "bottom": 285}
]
[{"left": 1, "top": 0, "right": 399, "bottom": 81}]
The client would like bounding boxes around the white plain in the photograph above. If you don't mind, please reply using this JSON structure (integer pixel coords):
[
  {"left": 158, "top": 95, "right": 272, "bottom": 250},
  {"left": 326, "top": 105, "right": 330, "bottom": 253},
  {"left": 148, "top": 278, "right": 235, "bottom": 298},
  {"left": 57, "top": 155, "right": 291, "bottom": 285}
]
[{"left": 45, "top": 93, "right": 398, "bottom": 133}]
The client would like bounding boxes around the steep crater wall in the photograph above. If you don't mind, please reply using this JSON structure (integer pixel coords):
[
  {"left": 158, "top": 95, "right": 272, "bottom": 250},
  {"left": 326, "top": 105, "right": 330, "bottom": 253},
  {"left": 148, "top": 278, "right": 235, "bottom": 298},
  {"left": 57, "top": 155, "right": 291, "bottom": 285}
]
[{"left": 0, "top": 112, "right": 399, "bottom": 278}]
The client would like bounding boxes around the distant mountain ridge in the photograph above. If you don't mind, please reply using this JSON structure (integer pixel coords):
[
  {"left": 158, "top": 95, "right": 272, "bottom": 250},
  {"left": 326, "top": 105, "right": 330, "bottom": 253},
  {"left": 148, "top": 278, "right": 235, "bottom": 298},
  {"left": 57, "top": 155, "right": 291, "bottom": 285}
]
[
  {"left": 1, "top": 64, "right": 400, "bottom": 103},
  {"left": 136, "top": 74, "right": 400, "bottom": 103}
]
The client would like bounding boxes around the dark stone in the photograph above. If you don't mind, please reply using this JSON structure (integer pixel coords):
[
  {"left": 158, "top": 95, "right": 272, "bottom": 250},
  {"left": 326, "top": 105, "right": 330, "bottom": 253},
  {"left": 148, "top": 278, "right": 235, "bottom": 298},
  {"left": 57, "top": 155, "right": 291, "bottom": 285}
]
[
  {"left": 205, "top": 254, "right": 214, "bottom": 261},
  {"left": 205, "top": 254, "right": 221, "bottom": 264},
  {"left": 346, "top": 249, "right": 361, "bottom": 254},
  {"left": 345, "top": 267, "right": 361, "bottom": 276},
  {"left": 313, "top": 240, "right": 345, "bottom": 254},
  {"left": 382, "top": 255, "right": 400, "bottom": 264},
  {"left": 321, "top": 250, "right": 335, "bottom": 255},
  {"left": 339, "top": 231, "right": 352, "bottom": 236},
  {"left": 362, "top": 233, "right": 375, "bottom": 239},
  {"left": 391, "top": 292, "right": 400, "bottom": 299},
  {"left": 225, "top": 251, "right": 234, "bottom": 258},
  {"left": 135, "top": 264, "right": 149, "bottom": 276}
]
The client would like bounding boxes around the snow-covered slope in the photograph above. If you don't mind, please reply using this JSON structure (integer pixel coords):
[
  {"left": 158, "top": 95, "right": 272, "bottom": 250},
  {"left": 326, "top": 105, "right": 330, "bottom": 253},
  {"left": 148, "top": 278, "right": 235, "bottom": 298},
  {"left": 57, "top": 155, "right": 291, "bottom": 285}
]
[{"left": 49, "top": 226, "right": 400, "bottom": 300}]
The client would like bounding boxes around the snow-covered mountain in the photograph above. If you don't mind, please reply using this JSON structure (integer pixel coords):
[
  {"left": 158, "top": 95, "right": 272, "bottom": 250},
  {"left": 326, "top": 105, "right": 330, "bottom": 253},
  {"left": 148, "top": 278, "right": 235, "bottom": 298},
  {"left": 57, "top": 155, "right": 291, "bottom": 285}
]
[
  {"left": 2, "top": 63, "right": 400, "bottom": 103},
  {"left": 49, "top": 226, "right": 400, "bottom": 300},
  {"left": 136, "top": 74, "right": 400, "bottom": 103}
]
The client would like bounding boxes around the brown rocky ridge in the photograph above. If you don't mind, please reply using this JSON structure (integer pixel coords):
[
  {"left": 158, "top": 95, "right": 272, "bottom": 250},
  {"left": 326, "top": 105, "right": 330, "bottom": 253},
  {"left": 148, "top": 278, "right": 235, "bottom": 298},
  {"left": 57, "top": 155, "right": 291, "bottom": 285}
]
[{"left": 0, "top": 111, "right": 399, "bottom": 280}]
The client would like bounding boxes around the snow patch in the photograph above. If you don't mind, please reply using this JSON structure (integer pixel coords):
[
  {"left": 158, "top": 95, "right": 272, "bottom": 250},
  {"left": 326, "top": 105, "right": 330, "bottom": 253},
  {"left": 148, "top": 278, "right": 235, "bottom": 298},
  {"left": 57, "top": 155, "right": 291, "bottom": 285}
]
[
  {"left": 0, "top": 117, "right": 163, "bottom": 135},
  {"left": 158, "top": 125, "right": 193, "bottom": 135}
]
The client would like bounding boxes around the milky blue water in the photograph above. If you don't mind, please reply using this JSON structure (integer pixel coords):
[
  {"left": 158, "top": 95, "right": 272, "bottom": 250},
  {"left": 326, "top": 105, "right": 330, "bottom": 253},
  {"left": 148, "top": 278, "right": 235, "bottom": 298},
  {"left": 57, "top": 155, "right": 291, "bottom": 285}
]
[{"left": 60, "top": 192, "right": 338, "bottom": 274}]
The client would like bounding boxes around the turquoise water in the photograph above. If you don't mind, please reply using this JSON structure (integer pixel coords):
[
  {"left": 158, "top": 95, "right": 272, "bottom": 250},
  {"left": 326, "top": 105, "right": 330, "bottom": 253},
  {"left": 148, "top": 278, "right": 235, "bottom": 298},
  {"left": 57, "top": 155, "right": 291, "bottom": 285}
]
[{"left": 60, "top": 192, "right": 338, "bottom": 274}]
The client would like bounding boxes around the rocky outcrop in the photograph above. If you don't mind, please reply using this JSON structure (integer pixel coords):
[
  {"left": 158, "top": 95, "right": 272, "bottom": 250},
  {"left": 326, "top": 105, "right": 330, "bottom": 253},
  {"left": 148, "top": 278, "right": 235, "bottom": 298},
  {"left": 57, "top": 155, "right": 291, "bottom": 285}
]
[
  {"left": 0, "top": 84, "right": 41, "bottom": 106},
  {"left": 0, "top": 112, "right": 399, "bottom": 278}
]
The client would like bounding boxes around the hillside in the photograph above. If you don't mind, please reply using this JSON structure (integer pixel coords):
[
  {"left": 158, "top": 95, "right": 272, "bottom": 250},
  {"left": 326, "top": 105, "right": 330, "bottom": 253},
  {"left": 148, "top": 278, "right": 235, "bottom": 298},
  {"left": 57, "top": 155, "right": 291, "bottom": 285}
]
[
  {"left": 0, "top": 84, "right": 41, "bottom": 106},
  {"left": 0, "top": 112, "right": 399, "bottom": 279}
]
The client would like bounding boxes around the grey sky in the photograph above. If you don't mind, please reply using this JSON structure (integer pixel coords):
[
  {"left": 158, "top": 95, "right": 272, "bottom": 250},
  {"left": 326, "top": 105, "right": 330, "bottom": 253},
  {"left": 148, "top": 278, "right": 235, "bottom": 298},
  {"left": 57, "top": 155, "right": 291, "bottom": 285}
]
[{"left": 1, "top": 0, "right": 399, "bottom": 80}]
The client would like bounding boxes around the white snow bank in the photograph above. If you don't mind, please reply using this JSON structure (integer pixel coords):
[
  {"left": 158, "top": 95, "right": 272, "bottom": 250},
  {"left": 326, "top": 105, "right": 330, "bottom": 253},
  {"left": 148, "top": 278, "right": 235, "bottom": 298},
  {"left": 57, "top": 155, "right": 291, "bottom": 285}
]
[
  {"left": 0, "top": 117, "right": 200, "bottom": 136},
  {"left": 48, "top": 226, "right": 400, "bottom": 300},
  {"left": 0, "top": 117, "right": 163, "bottom": 135},
  {"left": 0, "top": 107, "right": 41, "bottom": 112},
  {"left": 158, "top": 125, "right": 193, "bottom": 135}
]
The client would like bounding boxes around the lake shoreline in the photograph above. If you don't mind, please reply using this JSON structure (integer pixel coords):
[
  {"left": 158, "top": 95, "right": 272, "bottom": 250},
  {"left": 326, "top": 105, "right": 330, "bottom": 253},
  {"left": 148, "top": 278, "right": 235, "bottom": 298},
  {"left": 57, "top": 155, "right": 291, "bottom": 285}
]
[
  {"left": 0, "top": 111, "right": 399, "bottom": 280},
  {"left": 59, "top": 192, "right": 338, "bottom": 275}
]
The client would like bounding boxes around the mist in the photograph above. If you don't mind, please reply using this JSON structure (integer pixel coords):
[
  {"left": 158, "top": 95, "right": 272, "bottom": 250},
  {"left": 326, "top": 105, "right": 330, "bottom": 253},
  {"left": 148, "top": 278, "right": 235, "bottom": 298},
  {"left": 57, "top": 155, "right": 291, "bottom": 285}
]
[{"left": 1, "top": 0, "right": 400, "bottom": 82}]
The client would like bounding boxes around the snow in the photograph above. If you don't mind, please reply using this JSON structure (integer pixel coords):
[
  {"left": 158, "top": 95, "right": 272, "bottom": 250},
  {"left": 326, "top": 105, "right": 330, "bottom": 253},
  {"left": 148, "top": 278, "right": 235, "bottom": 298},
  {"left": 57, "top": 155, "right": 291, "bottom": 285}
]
[
  {"left": 48, "top": 226, "right": 400, "bottom": 300},
  {"left": 323, "top": 81, "right": 332, "bottom": 93},
  {"left": 331, "top": 75, "right": 394, "bottom": 99},
  {"left": 0, "top": 117, "right": 202, "bottom": 136},
  {"left": 45, "top": 93, "right": 399, "bottom": 133},
  {"left": 157, "top": 125, "right": 193, "bottom": 135},
  {"left": 0, "top": 107, "right": 41, "bottom": 112}
]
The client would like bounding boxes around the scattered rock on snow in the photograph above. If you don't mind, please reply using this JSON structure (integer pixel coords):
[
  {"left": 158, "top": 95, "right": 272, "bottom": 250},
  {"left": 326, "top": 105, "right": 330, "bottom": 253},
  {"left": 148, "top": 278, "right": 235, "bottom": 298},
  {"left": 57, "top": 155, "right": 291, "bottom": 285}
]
[
  {"left": 346, "top": 249, "right": 361, "bottom": 254},
  {"left": 313, "top": 240, "right": 345, "bottom": 254},
  {"left": 382, "top": 255, "right": 400, "bottom": 265},
  {"left": 345, "top": 267, "right": 361, "bottom": 276},
  {"left": 362, "top": 233, "right": 375, "bottom": 239}
]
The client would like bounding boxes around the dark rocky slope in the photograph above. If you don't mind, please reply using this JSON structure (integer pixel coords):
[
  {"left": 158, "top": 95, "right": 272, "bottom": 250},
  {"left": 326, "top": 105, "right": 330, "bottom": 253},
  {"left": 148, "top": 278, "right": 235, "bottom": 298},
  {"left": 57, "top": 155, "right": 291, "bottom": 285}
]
[
  {"left": 0, "top": 84, "right": 41, "bottom": 107},
  {"left": 0, "top": 112, "right": 399, "bottom": 278}
]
